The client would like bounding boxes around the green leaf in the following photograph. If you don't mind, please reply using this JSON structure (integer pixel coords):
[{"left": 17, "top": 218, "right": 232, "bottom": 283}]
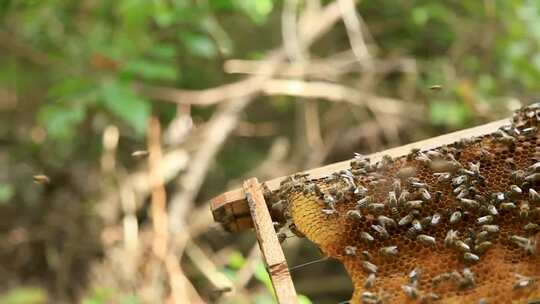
[
  {"left": 0, "top": 286, "right": 48, "bottom": 304},
  {"left": 0, "top": 183, "right": 14, "bottom": 204},
  {"left": 298, "top": 294, "right": 312, "bottom": 304},
  {"left": 181, "top": 32, "right": 218, "bottom": 58},
  {"left": 227, "top": 250, "right": 245, "bottom": 269},
  {"left": 100, "top": 80, "right": 150, "bottom": 135},
  {"left": 234, "top": 0, "right": 273, "bottom": 24},
  {"left": 429, "top": 101, "right": 472, "bottom": 127},
  {"left": 122, "top": 59, "right": 178, "bottom": 81},
  {"left": 254, "top": 261, "right": 274, "bottom": 295},
  {"left": 38, "top": 103, "right": 86, "bottom": 140}
]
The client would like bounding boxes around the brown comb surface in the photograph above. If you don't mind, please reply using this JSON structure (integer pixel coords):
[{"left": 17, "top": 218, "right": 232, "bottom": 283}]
[{"left": 274, "top": 104, "right": 540, "bottom": 303}]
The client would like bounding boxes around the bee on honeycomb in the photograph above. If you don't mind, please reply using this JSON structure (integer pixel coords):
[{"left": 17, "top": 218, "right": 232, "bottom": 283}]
[{"left": 274, "top": 103, "right": 540, "bottom": 303}]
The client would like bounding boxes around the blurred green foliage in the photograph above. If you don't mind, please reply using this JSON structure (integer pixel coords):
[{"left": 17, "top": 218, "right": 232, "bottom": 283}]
[{"left": 2, "top": 0, "right": 540, "bottom": 303}]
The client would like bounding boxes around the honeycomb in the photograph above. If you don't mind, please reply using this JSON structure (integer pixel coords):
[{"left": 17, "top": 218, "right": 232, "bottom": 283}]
[{"left": 272, "top": 104, "right": 540, "bottom": 303}]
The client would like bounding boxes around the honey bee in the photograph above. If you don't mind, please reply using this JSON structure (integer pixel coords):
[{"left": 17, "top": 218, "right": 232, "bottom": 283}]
[
  {"left": 408, "top": 267, "right": 422, "bottom": 285},
  {"left": 32, "top": 174, "right": 50, "bottom": 184},
  {"left": 131, "top": 150, "right": 149, "bottom": 158},
  {"left": 371, "top": 224, "right": 390, "bottom": 239},
  {"left": 405, "top": 200, "right": 423, "bottom": 210},
  {"left": 460, "top": 198, "right": 479, "bottom": 210},
  {"left": 463, "top": 252, "right": 480, "bottom": 263},
  {"left": 529, "top": 188, "right": 540, "bottom": 203},
  {"left": 361, "top": 231, "right": 375, "bottom": 243},
  {"left": 347, "top": 209, "right": 362, "bottom": 220},
  {"left": 401, "top": 284, "right": 419, "bottom": 299},
  {"left": 454, "top": 240, "right": 471, "bottom": 252},
  {"left": 377, "top": 215, "right": 397, "bottom": 228},
  {"left": 444, "top": 229, "right": 459, "bottom": 246},
  {"left": 277, "top": 232, "right": 287, "bottom": 243},
  {"left": 399, "top": 213, "right": 415, "bottom": 226},
  {"left": 450, "top": 211, "right": 462, "bottom": 224},
  {"left": 500, "top": 202, "right": 517, "bottom": 210},
  {"left": 481, "top": 224, "right": 500, "bottom": 233},
  {"left": 288, "top": 223, "right": 305, "bottom": 238},
  {"left": 474, "top": 241, "right": 492, "bottom": 254},
  {"left": 513, "top": 273, "right": 537, "bottom": 289},
  {"left": 476, "top": 215, "right": 493, "bottom": 225},
  {"left": 364, "top": 273, "right": 376, "bottom": 289},
  {"left": 362, "top": 261, "right": 378, "bottom": 274},
  {"left": 419, "top": 188, "right": 432, "bottom": 202},
  {"left": 344, "top": 245, "right": 357, "bottom": 256},
  {"left": 520, "top": 201, "right": 530, "bottom": 218},
  {"left": 431, "top": 213, "right": 442, "bottom": 226},
  {"left": 416, "top": 234, "right": 436, "bottom": 246},
  {"left": 379, "top": 246, "right": 398, "bottom": 257}
]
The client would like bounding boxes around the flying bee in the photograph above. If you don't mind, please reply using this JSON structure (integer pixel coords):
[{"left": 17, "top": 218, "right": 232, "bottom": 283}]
[
  {"left": 347, "top": 209, "right": 362, "bottom": 220},
  {"left": 429, "top": 84, "right": 443, "bottom": 91},
  {"left": 364, "top": 273, "right": 376, "bottom": 289},
  {"left": 416, "top": 234, "right": 436, "bottom": 246},
  {"left": 450, "top": 211, "right": 462, "bottom": 224},
  {"left": 131, "top": 150, "right": 149, "bottom": 159},
  {"left": 463, "top": 252, "right": 480, "bottom": 263},
  {"left": 362, "top": 261, "right": 378, "bottom": 274},
  {"left": 344, "top": 245, "right": 357, "bottom": 256},
  {"left": 33, "top": 174, "right": 50, "bottom": 184},
  {"left": 379, "top": 246, "right": 398, "bottom": 257},
  {"left": 371, "top": 224, "right": 389, "bottom": 239},
  {"left": 378, "top": 215, "right": 397, "bottom": 228},
  {"left": 361, "top": 231, "right": 375, "bottom": 243}
]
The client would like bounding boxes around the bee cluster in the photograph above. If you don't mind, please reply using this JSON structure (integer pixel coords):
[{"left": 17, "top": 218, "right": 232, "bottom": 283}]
[{"left": 270, "top": 103, "right": 540, "bottom": 303}]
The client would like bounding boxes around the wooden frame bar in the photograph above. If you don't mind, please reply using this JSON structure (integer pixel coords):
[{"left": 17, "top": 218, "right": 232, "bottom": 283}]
[
  {"left": 211, "top": 118, "right": 509, "bottom": 231},
  {"left": 243, "top": 178, "right": 298, "bottom": 304}
]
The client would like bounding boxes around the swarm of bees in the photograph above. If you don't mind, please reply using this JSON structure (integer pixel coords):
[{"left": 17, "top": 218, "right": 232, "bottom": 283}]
[{"left": 268, "top": 103, "right": 540, "bottom": 303}]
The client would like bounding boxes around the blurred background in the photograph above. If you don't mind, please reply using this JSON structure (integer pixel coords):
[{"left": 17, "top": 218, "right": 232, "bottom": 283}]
[{"left": 1, "top": 0, "right": 539, "bottom": 303}]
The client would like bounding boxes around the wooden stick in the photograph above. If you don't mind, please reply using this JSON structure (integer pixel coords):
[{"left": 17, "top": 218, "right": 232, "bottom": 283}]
[
  {"left": 243, "top": 178, "right": 298, "bottom": 304},
  {"left": 212, "top": 118, "right": 510, "bottom": 231}
]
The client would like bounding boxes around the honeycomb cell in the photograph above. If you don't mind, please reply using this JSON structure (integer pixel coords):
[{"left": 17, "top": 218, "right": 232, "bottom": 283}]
[{"left": 274, "top": 104, "right": 540, "bottom": 303}]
